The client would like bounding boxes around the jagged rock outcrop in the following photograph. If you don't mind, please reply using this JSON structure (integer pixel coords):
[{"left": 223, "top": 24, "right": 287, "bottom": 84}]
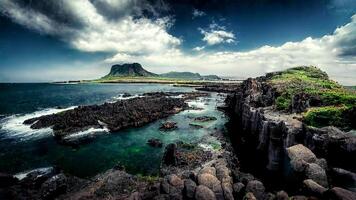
[{"left": 23, "top": 92, "right": 206, "bottom": 140}]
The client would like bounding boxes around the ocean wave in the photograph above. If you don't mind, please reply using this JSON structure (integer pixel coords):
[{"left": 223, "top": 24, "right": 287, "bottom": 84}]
[
  {"left": 185, "top": 97, "right": 207, "bottom": 113},
  {"left": 63, "top": 126, "right": 109, "bottom": 141},
  {"left": 14, "top": 167, "right": 54, "bottom": 180},
  {"left": 0, "top": 106, "right": 76, "bottom": 141}
]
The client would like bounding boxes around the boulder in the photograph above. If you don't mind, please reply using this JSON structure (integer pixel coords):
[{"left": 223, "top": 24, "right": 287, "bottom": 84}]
[
  {"left": 233, "top": 182, "right": 245, "bottom": 198},
  {"left": 199, "top": 167, "right": 216, "bottom": 177},
  {"left": 245, "top": 180, "right": 265, "bottom": 200},
  {"left": 221, "top": 181, "right": 234, "bottom": 200},
  {"left": 303, "top": 179, "right": 327, "bottom": 198},
  {"left": 168, "top": 175, "right": 184, "bottom": 188},
  {"left": 197, "top": 173, "right": 220, "bottom": 189},
  {"left": 330, "top": 168, "right": 356, "bottom": 192},
  {"left": 243, "top": 192, "right": 257, "bottom": 200},
  {"left": 197, "top": 173, "right": 223, "bottom": 199},
  {"left": 323, "top": 187, "right": 356, "bottom": 200},
  {"left": 183, "top": 179, "right": 196, "bottom": 199},
  {"left": 160, "top": 175, "right": 183, "bottom": 197},
  {"left": 195, "top": 185, "right": 217, "bottom": 200},
  {"left": 275, "top": 191, "right": 289, "bottom": 200},
  {"left": 305, "top": 163, "right": 328, "bottom": 187},
  {"left": 286, "top": 144, "right": 317, "bottom": 163}
]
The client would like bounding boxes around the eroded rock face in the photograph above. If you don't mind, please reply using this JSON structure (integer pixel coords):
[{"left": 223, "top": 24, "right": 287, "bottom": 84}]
[
  {"left": 147, "top": 138, "right": 163, "bottom": 148},
  {"left": 224, "top": 74, "right": 356, "bottom": 195}
]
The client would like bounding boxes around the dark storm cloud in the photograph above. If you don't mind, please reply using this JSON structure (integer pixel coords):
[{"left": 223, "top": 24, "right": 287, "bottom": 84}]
[
  {"left": 90, "top": 0, "right": 170, "bottom": 20},
  {"left": 2, "top": 0, "right": 84, "bottom": 29}
]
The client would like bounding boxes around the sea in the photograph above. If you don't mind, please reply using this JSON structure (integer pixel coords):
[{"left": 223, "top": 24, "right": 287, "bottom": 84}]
[{"left": 0, "top": 83, "right": 227, "bottom": 178}]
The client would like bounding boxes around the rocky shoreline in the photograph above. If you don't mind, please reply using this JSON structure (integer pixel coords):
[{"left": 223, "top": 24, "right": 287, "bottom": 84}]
[
  {"left": 23, "top": 92, "right": 208, "bottom": 141},
  {"left": 1, "top": 67, "right": 355, "bottom": 200}
]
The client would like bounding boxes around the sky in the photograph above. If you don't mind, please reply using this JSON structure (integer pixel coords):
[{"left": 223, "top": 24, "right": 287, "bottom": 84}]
[{"left": 0, "top": 0, "right": 355, "bottom": 85}]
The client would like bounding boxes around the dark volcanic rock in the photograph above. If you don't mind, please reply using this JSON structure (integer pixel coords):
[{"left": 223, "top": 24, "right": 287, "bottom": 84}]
[
  {"left": 189, "top": 123, "right": 204, "bottom": 129},
  {"left": 147, "top": 138, "right": 163, "bottom": 148},
  {"left": 163, "top": 144, "right": 178, "bottom": 166},
  {"left": 122, "top": 93, "right": 132, "bottom": 97},
  {"left": 159, "top": 121, "right": 178, "bottom": 131},
  {"left": 0, "top": 173, "right": 18, "bottom": 188},
  {"left": 24, "top": 94, "right": 190, "bottom": 139},
  {"left": 323, "top": 187, "right": 356, "bottom": 200},
  {"left": 195, "top": 185, "right": 216, "bottom": 200},
  {"left": 245, "top": 180, "right": 265, "bottom": 200},
  {"left": 183, "top": 179, "right": 197, "bottom": 199},
  {"left": 330, "top": 168, "right": 356, "bottom": 192},
  {"left": 194, "top": 116, "right": 217, "bottom": 122}
]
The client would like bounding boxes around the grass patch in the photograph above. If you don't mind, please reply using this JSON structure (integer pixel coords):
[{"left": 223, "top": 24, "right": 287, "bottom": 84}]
[
  {"left": 267, "top": 66, "right": 356, "bottom": 130},
  {"left": 268, "top": 66, "right": 355, "bottom": 110},
  {"left": 303, "top": 105, "right": 353, "bottom": 130}
]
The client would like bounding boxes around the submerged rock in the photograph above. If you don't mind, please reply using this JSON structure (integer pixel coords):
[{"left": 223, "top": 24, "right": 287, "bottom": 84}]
[
  {"left": 194, "top": 116, "right": 217, "bottom": 122},
  {"left": 159, "top": 121, "right": 178, "bottom": 131},
  {"left": 147, "top": 138, "right": 163, "bottom": 148},
  {"left": 189, "top": 123, "right": 204, "bottom": 129}
]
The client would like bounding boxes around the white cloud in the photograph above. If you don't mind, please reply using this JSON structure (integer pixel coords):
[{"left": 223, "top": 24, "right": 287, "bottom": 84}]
[
  {"left": 1, "top": 0, "right": 355, "bottom": 85},
  {"left": 192, "top": 9, "right": 206, "bottom": 18},
  {"left": 199, "top": 23, "right": 236, "bottom": 45},
  {"left": 192, "top": 46, "right": 205, "bottom": 51},
  {"left": 0, "top": 0, "right": 181, "bottom": 55},
  {"left": 107, "top": 15, "right": 356, "bottom": 85}
]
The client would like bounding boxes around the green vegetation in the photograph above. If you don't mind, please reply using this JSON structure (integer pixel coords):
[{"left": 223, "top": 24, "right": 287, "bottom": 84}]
[
  {"left": 303, "top": 106, "right": 349, "bottom": 128},
  {"left": 137, "top": 174, "right": 159, "bottom": 184},
  {"left": 268, "top": 66, "right": 356, "bottom": 130}
]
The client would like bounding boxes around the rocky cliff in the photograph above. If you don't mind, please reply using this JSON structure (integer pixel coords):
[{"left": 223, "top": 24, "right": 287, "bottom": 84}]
[{"left": 225, "top": 66, "right": 356, "bottom": 196}]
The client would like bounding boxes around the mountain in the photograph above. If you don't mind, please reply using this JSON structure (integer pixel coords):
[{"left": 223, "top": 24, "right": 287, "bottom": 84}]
[
  {"left": 105, "top": 63, "right": 158, "bottom": 77},
  {"left": 102, "top": 63, "right": 221, "bottom": 80},
  {"left": 160, "top": 72, "right": 221, "bottom": 80}
]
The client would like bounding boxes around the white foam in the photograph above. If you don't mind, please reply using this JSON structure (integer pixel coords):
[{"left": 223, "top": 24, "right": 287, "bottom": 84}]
[
  {"left": 63, "top": 126, "right": 109, "bottom": 140},
  {"left": 185, "top": 97, "right": 208, "bottom": 113},
  {"left": 0, "top": 106, "right": 76, "bottom": 141},
  {"left": 14, "top": 167, "right": 54, "bottom": 180}
]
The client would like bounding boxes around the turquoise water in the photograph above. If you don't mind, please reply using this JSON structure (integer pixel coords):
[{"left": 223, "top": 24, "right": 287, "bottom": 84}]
[{"left": 0, "top": 83, "right": 226, "bottom": 177}]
